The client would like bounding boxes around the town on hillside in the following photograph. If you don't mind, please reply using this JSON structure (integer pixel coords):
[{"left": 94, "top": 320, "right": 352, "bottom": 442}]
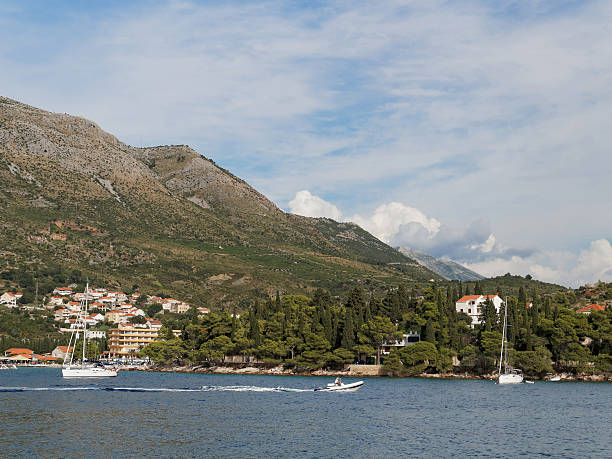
[
  {"left": 1, "top": 280, "right": 610, "bottom": 378},
  {"left": 0, "top": 285, "right": 210, "bottom": 365}
]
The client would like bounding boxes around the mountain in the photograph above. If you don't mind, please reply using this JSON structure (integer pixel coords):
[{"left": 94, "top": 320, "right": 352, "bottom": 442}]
[
  {"left": 397, "top": 247, "right": 484, "bottom": 282},
  {"left": 0, "top": 96, "right": 440, "bottom": 307}
]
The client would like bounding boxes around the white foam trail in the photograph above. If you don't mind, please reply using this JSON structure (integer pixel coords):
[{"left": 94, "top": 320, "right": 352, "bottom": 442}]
[
  {"left": 0, "top": 386, "right": 201, "bottom": 393},
  {"left": 200, "top": 385, "right": 313, "bottom": 393}
]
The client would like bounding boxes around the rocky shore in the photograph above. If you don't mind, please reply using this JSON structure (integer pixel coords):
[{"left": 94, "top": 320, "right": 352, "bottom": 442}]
[{"left": 137, "top": 364, "right": 611, "bottom": 382}]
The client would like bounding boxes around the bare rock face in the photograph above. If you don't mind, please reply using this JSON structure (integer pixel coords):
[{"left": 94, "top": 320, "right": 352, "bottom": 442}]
[{"left": 131, "top": 144, "right": 280, "bottom": 216}]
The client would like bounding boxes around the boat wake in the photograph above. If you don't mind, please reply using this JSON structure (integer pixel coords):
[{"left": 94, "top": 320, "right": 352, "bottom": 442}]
[
  {"left": 201, "top": 385, "right": 313, "bottom": 393},
  {"left": 0, "top": 386, "right": 202, "bottom": 393},
  {"left": 0, "top": 385, "right": 314, "bottom": 393}
]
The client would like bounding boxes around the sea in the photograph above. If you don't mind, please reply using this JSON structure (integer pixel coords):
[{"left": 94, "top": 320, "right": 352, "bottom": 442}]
[{"left": 1, "top": 367, "right": 610, "bottom": 458}]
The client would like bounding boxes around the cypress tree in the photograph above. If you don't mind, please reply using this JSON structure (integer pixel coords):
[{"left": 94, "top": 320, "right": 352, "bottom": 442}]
[
  {"left": 323, "top": 309, "right": 333, "bottom": 344},
  {"left": 341, "top": 310, "right": 354, "bottom": 349},
  {"left": 390, "top": 293, "right": 401, "bottom": 324},
  {"left": 231, "top": 313, "right": 237, "bottom": 340},
  {"left": 424, "top": 318, "right": 436, "bottom": 343},
  {"left": 518, "top": 287, "right": 527, "bottom": 310},
  {"left": 544, "top": 297, "right": 552, "bottom": 319},
  {"left": 249, "top": 309, "right": 261, "bottom": 346},
  {"left": 275, "top": 290, "right": 282, "bottom": 313}
]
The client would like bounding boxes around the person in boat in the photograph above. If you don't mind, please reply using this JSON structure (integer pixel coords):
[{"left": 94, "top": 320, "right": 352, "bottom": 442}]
[{"left": 335, "top": 377, "right": 342, "bottom": 386}]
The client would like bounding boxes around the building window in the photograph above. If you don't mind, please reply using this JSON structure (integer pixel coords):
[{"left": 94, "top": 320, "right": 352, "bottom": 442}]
[{"left": 468, "top": 309, "right": 471, "bottom": 314}]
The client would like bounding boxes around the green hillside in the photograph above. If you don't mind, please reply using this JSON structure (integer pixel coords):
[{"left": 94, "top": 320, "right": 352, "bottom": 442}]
[{"left": 0, "top": 96, "right": 440, "bottom": 308}]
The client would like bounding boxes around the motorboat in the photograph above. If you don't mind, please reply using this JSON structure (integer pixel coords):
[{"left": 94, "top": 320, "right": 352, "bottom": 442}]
[
  {"left": 546, "top": 374, "right": 561, "bottom": 382},
  {"left": 0, "top": 363, "right": 18, "bottom": 370},
  {"left": 315, "top": 379, "right": 364, "bottom": 392}
]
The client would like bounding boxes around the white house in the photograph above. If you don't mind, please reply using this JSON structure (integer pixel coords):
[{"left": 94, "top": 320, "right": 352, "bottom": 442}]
[
  {"left": 455, "top": 294, "right": 504, "bottom": 327},
  {"left": 0, "top": 292, "right": 22, "bottom": 307},
  {"left": 53, "top": 287, "right": 73, "bottom": 296},
  {"left": 85, "top": 330, "right": 106, "bottom": 339},
  {"left": 381, "top": 332, "right": 421, "bottom": 355},
  {"left": 51, "top": 346, "right": 73, "bottom": 360},
  {"left": 48, "top": 296, "right": 65, "bottom": 306}
]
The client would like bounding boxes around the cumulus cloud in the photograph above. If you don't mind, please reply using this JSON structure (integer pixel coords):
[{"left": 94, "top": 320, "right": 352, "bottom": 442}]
[
  {"left": 466, "top": 239, "right": 612, "bottom": 288},
  {"left": 288, "top": 191, "right": 612, "bottom": 287},
  {"left": 288, "top": 190, "right": 342, "bottom": 220},
  {"left": 351, "top": 202, "right": 440, "bottom": 245}
]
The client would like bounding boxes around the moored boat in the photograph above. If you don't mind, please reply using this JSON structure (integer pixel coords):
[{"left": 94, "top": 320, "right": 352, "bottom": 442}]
[
  {"left": 498, "top": 296, "right": 523, "bottom": 385},
  {"left": 62, "top": 283, "right": 118, "bottom": 378}
]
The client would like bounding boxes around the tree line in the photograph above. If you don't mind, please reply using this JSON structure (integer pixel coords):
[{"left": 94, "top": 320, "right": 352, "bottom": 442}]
[{"left": 142, "top": 282, "right": 612, "bottom": 377}]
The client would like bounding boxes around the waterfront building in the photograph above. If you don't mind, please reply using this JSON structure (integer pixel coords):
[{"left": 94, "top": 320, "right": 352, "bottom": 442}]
[{"left": 108, "top": 324, "right": 159, "bottom": 357}]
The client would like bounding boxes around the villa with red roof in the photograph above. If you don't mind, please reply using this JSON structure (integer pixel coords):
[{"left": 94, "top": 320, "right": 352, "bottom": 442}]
[
  {"left": 577, "top": 304, "right": 606, "bottom": 314},
  {"left": 0, "top": 292, "right": 23, "bottom": 307},
  {"left": 455, "top": 294, "right": 504, "bottom": 327}
]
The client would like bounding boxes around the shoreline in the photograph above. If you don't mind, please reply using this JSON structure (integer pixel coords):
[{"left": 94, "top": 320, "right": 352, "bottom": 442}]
[
  {"left": 134, "top": 365, "right": 611, "bottom": 382},
  {"left": 14, "top": 363, "right": 610, "bottom": 381}
]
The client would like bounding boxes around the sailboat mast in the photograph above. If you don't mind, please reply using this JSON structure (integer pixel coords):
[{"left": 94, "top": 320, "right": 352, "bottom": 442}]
[
  {"left": 504, "top": 296, "right": 509, "bottom": 371},
  {"left": 82, "top": 282, "right": 89, "bottom": 363},
  {"left": 499, "top": 296, "right": 507, "bottom": 375}
]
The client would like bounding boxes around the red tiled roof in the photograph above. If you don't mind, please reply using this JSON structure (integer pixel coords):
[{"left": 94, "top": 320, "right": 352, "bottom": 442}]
[
  {"left": 578, "top": 304, "right": 605, "bottom": 312},
  {"left": 5, "top": 348, "right": 34, "bottom": 355},
  {"left": 457, "top": 295, "right": 481, "bottom": 302},
  {"left": 55, "top": 346, "right": 73, "bottom": 352}
]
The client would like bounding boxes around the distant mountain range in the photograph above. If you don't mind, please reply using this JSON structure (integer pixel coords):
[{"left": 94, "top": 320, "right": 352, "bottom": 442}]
[
  {"left": 0, "top": 96, "right": 441, "bottom": 307},
  {"left": 397, "top": 247, "right": 485, "bottom": 282}
]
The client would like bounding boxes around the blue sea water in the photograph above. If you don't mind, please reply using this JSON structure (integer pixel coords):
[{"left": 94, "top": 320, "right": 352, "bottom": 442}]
[{"left": 0, "top": 368, "right": 610, "bottom": 458}]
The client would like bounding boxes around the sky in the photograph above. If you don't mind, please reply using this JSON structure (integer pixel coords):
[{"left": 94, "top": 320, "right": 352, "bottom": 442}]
[{"left": 1, "top": 0, "right": 611, "bottom": 287}]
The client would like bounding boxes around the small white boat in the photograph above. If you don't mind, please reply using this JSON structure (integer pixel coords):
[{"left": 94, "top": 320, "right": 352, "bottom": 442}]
[
  {"left": 315, "top": 379, "right": 364, "bottom": 392},
  {"left": 546, "top": 375, "right": 561, "bottom": 382},
  {"left": 0, "top": 363, "right": 18, "bottom": 370},
  {"left": 524, "top": 380, "right": 535, "bottom": 384}
]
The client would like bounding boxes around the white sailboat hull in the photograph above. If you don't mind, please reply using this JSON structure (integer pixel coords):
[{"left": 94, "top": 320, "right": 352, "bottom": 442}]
[
  {"left": 498, "top": 373, "right": 523, "bottom": 384},
  {"left": 62, "top": 367, "right": 118, "bottom": 378}
]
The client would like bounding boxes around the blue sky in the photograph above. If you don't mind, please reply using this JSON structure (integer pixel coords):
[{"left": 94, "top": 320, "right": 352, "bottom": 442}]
[{"left": 2, "top": 0, "right": 611, "bottom": 287}]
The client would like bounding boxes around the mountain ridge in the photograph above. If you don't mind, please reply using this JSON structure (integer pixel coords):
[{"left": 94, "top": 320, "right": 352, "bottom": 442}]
[
  {"left": 0, "top": 96, "right": 440, "bottom": 307},
  {"left": 398, "top": 246, "right": 485, "bottom": 282}
]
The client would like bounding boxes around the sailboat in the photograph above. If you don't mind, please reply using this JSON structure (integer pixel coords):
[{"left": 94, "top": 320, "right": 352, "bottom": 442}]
[
  {"left": 498, "top": 296, "right": 523, "bottom": 384},
  {"left": 62, "top": 283, "right": 118, "bottom": 378}
]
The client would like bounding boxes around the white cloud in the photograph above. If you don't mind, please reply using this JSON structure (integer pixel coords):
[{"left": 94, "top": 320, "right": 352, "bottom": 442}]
[
  {"left": 287, "top": 192, "right": 612, "bottom": 287},
  {"left": 288, "top": 190, "right": 342, "bottom": 221},
  {"left": 471, "top": 234, "right": 500, "bottom": 254},
  {"left": 466, "top": 239, "right": 612, "bottom": 288},
  {"left": 350, "top": 202, "right": 440, "bottom": 244}
]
